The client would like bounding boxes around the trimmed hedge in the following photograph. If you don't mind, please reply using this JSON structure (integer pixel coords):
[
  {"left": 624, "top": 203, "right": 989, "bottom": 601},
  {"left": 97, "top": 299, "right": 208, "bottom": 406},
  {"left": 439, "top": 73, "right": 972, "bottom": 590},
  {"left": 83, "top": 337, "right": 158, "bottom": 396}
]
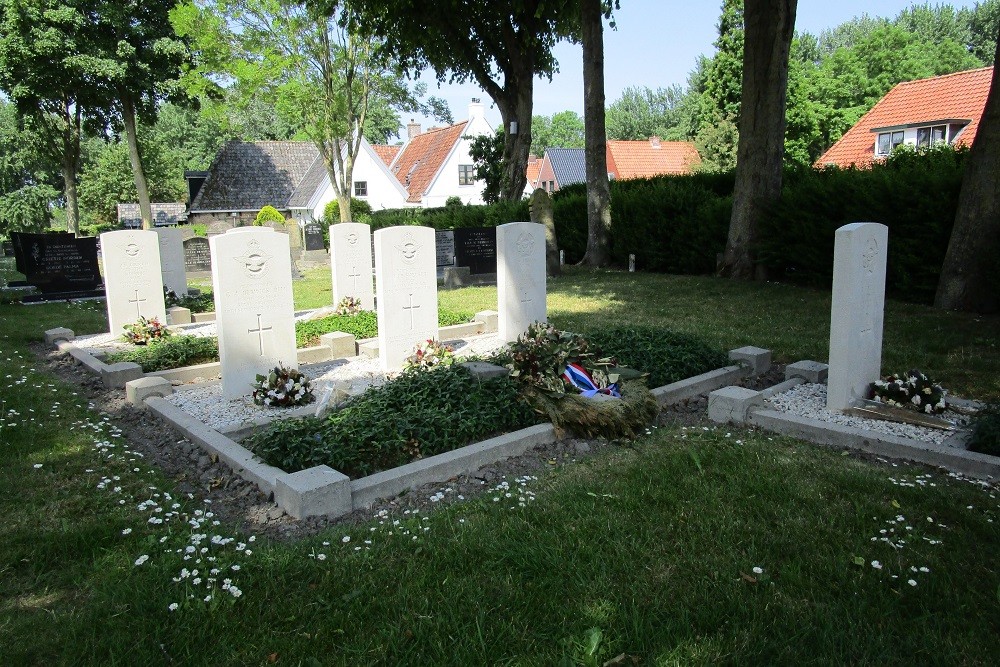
[{"left": 369, "top": 147, "right": 965, "bottom": 303}]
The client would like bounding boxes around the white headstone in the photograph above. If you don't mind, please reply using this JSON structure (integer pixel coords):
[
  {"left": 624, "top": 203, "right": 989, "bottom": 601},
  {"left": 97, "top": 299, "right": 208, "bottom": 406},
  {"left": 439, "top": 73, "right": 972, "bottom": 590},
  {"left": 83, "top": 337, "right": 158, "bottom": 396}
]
[
  {"left": 156, "top": 227, "right": 187, "bottom": 296},
  {"left": 827, "top": 222, "right": 888, "bottom": 411},
  {"left": 329, "top": 223, "right": 374, "bottom": 310},
  {"left": 100, "top": 230, "right": 167, "bottom": 335},
  {"left": 210, "top": 228, "right": 297, "bottom": 399},
  {"left": 497, "top": 222, "right": 547, "bottom": 342},
  {"left": 374, "top": 226, "right": 438, "bottom": 372}
]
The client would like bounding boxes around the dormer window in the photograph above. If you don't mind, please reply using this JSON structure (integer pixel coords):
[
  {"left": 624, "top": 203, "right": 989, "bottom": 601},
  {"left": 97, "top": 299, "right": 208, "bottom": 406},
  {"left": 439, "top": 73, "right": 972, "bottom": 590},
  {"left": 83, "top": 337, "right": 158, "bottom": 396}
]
[
  {"left": 872, "top": 119, "right": 970, "bottom": 157},
  {"left": 876, "top": 131, "right": 904, "bottom": 156}
]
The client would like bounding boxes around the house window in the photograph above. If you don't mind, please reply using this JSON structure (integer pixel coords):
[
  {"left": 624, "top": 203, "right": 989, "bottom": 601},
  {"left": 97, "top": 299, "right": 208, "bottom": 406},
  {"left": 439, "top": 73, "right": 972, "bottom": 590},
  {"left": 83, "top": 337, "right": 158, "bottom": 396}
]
[
  {"left": 916, "top": 125, "right": 948, "bottom": 148},
  {"left": 549, "top": 180, "right": 555, "bottom": 191},
  {"left": 876, "top": 130, "right": 904, "bottom": 156},
  {"left": 458, "top": 164, "right": 475, "bottom": 185},
  {"left": 354, "top": 181, "right": 367, "bottom": 197}
]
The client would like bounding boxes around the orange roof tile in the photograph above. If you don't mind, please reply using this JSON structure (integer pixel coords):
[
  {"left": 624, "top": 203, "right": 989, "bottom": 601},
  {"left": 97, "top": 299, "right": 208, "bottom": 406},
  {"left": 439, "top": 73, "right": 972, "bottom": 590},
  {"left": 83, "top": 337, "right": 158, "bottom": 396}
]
[
  {"left": 606, "top": 139, "right": 701, "bottom": 179},
  {"left": 372, "top": 144, "right": 401, "bottom": 167},
  {"left": 391, "top": 122, "right": 468, "bottom": 203},
  {"left": 817, "top": 66, "right": 994, "bottom": 168},
  {"left": 525, "top": 155, "right": 542, "bottom": 188}
]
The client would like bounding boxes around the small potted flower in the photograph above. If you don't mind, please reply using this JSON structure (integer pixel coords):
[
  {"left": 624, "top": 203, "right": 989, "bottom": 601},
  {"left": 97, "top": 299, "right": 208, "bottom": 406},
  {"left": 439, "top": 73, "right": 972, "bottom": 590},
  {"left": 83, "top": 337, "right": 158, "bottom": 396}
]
[{"left": 405, "top": 339, "right": 455, "bottom": 370}]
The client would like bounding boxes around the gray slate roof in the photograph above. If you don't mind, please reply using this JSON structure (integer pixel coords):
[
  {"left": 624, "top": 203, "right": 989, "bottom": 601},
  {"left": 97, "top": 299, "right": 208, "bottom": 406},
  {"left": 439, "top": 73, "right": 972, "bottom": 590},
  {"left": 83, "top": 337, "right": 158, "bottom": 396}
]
[
  {"left": 287, "top": 156, "right": 328, "bottom": 209},
  {"left": 191, "top": 141, "right": 320, "bottom": 212},
  {"left": 546, "top": 148, "right": 586, "bottom": 188},
  {"left": 117, "top": 202, "right": 187, "bottom": 228}
]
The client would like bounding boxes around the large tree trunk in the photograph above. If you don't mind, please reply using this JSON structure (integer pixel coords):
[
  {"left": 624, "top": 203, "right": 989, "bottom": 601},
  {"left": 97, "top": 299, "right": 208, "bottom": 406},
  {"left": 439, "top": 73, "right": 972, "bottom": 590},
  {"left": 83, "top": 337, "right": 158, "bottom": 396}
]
[
  {"left": 934, "top": 36, "right": 1000, "bottom": 314},
  {"left": 121, "top": 96, "right": 153, "bottom": 230},
  {"left": 579, "top": 0, "right": 612, "bottom": 267},
  {"left": 717, "top": 0, "right": 797, "bottom": 280},
  {"left": 498, "top": 75, "right": 533, "bottom": 202},
  {"left": 60, "top": 100, "right": 82, "bottom": 237}
]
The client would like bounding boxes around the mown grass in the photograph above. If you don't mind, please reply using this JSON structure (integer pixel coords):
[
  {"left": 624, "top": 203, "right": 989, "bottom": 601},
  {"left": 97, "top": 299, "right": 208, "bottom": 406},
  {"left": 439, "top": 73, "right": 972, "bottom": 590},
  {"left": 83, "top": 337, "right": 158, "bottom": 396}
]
[{"left": 1, "top": 264, "right": 998, "bottom": 664}]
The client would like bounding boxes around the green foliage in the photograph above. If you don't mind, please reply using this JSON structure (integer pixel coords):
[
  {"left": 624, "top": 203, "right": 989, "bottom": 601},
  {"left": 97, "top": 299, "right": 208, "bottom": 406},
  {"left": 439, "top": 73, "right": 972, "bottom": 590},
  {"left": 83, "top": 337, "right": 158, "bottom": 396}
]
[
  {"left": 246, "top": 365, "right": 539, "bottom": 477},
  {"left": 0, "top": 184, "right": 57, "bottom": 235},
  {"left": 606, "top": 86, "right": 687, "bottom": 141},
  {"left": 758, "top": 147, "right": 967, "bottom": 301},
  {"left": 468, "top": 128, "right": 505, "bottom": 204},
  {"left": 582, "top": 325, "right": 730, "bottom": 389},
  {"left": 968, "top": 404, "right": 1000, "bottom": 456},
  {"left": 104, "top": 335, "right": 218, "bottom": 372},
  {"left": 190, "top": 223, "right": 208, "bottom": 237},
  {"left": 531, "top": 110, "right": 585, "bottom": 153},
  {"left": 78, "top": 222, "right": 119, "bottom": 237},
  {"left": 369, "top": 200, "right": 529, "bottom": 232},
  {"left": 253, "top": 205, "right": 285, "bottom": 226},
  {"left": 324, "top": 198, "right": 372, "bottom": 225},
  {"left": 404, "top": 338, "right": 455, "bottom": 370},
  {"left": 295, "top": 311, "right": 378, "bottom": 348},
  {"left": 165, "top": 288, "right": 214, "bottom": 313},
  {"left": 444, "top": 196, "right": 464, "bottom": 208}
]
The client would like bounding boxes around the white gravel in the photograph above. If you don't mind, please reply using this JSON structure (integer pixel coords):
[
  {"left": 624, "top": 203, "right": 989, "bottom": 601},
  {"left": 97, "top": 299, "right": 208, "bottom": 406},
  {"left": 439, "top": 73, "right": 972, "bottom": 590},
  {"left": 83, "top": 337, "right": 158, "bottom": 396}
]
[
  {"left": 165, "top": 333, "right": 508, "bottom": 432},
  {"left": 765, "top": 382, "right": 965, "bottom": 446}
]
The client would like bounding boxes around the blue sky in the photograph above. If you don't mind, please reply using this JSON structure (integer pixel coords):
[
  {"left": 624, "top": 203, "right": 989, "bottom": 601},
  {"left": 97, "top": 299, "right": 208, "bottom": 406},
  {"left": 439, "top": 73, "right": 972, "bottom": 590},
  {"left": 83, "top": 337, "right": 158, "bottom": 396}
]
[{"left": 409, "top": 0, "right": 982, "bottom": 133}]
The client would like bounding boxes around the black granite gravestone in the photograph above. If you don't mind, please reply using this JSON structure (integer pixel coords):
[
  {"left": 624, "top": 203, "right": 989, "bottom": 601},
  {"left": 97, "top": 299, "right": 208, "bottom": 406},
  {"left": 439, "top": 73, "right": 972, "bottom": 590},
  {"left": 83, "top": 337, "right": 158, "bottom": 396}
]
[
  {"left": 303, "top": 221, "right": 325, "bottom": 251},
  {"left": 183, "top": 237, "right": 212, "bottom": 272},
  {"left": 9, "top": 232, "right": 102, "bottom": 293},
  {"left": 435, "top": 230, "right": 455, "bottom": 266},
  {"left": 453, "top": 227, "right": 497, "bottom": 275}
]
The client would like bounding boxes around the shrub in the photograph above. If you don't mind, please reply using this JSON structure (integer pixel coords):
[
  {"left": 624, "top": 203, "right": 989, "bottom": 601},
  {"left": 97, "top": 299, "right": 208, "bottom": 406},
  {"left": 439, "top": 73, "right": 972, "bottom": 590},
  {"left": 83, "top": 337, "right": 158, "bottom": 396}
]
[
  {"left": 324, "top": 198, "right": 373, "bottom": 225},
  {"left": 581, "top": 325, "right": 730, "bottom": 389},
  {"left": 295, "top": 311, "right": 378, "bottom": 348},
  {"left": 968, "top": 404, "right": 1000, "bottom": 456},
  {"left": 104, "top": 335, "right": 219, "bottom": 372},
  {"left": 254, "top": 205, "right": 285, "bottom": 226},
  {"left": 79, "top": 222, "right": 119, "bottom": 237},
  {"left": 445, "top": 196, "right": 464, "bottom": 208},
  {"left": 246, "top": 365, "right": 539, "bottom": 477},
  {"left": 165, "top": 287, "right": 214, "bottom": 313},
  {"left": 190, "top": 223, "right": 208, "bottom": 237}
]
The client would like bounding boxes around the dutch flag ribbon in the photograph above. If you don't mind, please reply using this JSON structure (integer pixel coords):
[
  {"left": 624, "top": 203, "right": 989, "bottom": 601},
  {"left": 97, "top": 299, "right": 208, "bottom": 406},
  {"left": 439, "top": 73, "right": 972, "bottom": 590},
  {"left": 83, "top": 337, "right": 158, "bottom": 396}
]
[{"left": 563, "top": 362, "right": 621, "bottom": 398}]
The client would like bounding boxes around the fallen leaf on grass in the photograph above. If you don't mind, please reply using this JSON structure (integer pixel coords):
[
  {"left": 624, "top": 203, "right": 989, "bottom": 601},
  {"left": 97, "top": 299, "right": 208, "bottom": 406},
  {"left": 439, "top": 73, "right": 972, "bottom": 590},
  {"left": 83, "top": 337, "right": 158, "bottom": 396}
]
[{"left": 740, "top": 572, "right": 758, "bottom": 584}]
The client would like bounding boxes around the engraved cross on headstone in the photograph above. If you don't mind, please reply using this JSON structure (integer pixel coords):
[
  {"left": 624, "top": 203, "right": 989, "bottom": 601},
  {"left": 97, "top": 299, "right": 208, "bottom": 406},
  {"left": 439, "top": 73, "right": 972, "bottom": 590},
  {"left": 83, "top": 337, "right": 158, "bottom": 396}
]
[
  {"left": 128, "top": 289, "right": 147, "bottom": 317},
  {"left": 248, "top": 313, "right": 273, "bottom": 356},
  {"left": 401, "top": 293, "right": 420, "bottom": 330},
  {"left": 347, "top": 264, "right": 362, "bottom": 293}
]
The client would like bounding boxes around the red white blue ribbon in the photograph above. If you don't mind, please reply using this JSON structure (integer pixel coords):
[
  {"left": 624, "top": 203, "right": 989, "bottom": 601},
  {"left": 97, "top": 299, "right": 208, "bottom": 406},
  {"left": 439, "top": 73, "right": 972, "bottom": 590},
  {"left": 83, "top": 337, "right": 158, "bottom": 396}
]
[{"left": 563, "top": 362, "right": 621, "bottom": 398}]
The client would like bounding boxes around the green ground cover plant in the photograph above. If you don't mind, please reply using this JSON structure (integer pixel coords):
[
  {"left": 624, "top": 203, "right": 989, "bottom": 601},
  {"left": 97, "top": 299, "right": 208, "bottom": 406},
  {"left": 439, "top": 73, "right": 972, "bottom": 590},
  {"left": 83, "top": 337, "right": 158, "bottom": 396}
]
[
  {"left": 2, "top": 267, "right": 999, "bottom": 664},
  {"left": 166, "top": 288, "right": 215, "bottom": 313},
  {"left": 247, "top": 365, "right": 540, "bottom": 477},
  {"left": 104, "top": 335, "right": 219, "bottom": 372}
]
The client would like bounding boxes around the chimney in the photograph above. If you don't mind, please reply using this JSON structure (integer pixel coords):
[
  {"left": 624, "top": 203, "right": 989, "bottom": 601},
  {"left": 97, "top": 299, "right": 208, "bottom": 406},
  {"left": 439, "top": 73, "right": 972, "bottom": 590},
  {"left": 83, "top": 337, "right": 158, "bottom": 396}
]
[
  {"left": 407, "top": 119, "right": 422, "bottom": 140},
  {"left": 468, "top": 97, "right": 485, "bottom": 121},
  {"left": 650, "top": 136, "right": 661, "bottom": 148}
]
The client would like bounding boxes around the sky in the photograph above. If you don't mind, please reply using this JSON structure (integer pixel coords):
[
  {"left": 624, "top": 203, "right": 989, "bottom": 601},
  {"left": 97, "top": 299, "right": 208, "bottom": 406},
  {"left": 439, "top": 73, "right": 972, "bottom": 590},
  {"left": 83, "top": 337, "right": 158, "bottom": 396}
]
[{"left": 407, "top": 0, "right": 983, "bottom": 134}]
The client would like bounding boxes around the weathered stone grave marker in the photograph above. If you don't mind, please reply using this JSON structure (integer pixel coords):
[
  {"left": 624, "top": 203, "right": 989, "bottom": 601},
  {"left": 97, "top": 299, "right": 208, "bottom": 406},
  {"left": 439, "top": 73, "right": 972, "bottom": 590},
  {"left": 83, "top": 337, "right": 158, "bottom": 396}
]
[
  {"left": 100, "top": 230, "right": 167, "bottom": 335},
  {"left": 497, "top": 222, "right": 547, "bottom": 342},
  {"left": 156, "top": 227, "right": 187, "bottom": 296},
  {"left": 210, "top": 228, "right": 297, "bottom": 399},
  {"left": 183, "top": 237, "right": 212, "bottom": 273},
  {"left": 827, "top": 222, "right": 888, "bottom": 411},
  {"left": 374, "top": 225, "right": 438, "bottom": 371},
  {"left": 329, "top": 223, "right": 375, "bottom": 310}
]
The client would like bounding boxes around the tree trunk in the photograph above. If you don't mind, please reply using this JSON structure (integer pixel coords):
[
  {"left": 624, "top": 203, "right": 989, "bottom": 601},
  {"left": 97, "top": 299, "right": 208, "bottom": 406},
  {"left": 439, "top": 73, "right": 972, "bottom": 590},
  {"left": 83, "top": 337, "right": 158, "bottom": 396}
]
[
  {"left": 498, "top": 74, "right": 533, "bottom": 202},
  {"left": 717, "top": 0, "right": 797, "bottom": 280},
  {"left": 579, "top": 0, "right": 612, "bottom": 268},
  {"left": 934, "top": 35, "right": 1000, "bottom": 314},
  {"left": 60, "top": 100, "right": 82, "bottom": 237},
  {"left": 121, "top": 96, "right": 153, "bottom": 230}
]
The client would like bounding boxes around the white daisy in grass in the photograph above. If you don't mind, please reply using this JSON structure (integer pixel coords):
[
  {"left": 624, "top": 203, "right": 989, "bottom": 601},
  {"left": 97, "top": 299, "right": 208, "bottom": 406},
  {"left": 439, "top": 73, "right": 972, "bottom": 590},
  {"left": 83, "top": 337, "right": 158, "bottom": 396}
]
[{"left": 752, "top": 567, "right": 763, "bottom": 575}]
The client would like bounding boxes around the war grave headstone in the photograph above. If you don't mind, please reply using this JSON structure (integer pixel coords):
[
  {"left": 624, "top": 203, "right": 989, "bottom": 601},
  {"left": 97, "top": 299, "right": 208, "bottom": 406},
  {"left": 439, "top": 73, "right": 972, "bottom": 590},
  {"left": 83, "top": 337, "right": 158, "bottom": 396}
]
[
  {"left": 9, "top": 232, "right": 103, "bottom": 297},
  {"left": 329, "top": 223, "right": 375, "bottom": 310},
  {"left": 374, "top": 225, "right": 438, "bottom": 372},
  {"left": 497, "top": 222, "right": 547, "bottom": 342},
  {"left": 826, "top": 222, "right": 888, "bottom": 412},
  {"left": 210, "top": 227, "right": 297, "bottom": 399},
  {"left": 100, "top": 230, "right": 167, "bottom": 335},
  {"left": 184, "top": 237, "right": 212, "bottom": 273},
  {"left": 156, "top": 227, "right": 188, "bottom": 296}
]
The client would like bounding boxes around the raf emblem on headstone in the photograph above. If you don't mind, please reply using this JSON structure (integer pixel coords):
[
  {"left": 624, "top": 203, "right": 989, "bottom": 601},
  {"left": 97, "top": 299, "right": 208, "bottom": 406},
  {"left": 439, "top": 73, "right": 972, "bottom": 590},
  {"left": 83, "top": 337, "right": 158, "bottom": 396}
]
[
  {"left": 236, "top": 239, "right": 272, "bottom": 279},
  {"left": 396, "top": 232, "right": 421, "bottom": 264},
  {"left": 125, "top": 242, "right": 141, "bottom": 257}
]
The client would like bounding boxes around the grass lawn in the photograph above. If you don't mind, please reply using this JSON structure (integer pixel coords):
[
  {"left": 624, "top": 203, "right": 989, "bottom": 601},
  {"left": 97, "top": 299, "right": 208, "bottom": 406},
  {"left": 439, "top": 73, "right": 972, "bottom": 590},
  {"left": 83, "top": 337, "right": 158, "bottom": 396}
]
[{"left": 2, "top": 264, "right": 998, "bottom": 664}]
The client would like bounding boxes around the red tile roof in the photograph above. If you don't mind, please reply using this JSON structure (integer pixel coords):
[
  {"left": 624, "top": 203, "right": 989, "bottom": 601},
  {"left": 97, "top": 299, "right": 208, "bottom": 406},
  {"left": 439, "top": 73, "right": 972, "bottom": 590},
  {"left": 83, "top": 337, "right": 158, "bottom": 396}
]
[
  {"left": 525, "top": 155, "right": 542, "bottom": 189},
  {"left": 372, "top": 144, "right": 401, "bottom": 167},
  {"left": 818, "top": 66, "right": 994, "bottom": 168},
  {"left": 391, "top": 122, "right": 468, "bottom": 203},
  {"left": 606, "top": 139, "right": 701, "bottom": 179}
]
